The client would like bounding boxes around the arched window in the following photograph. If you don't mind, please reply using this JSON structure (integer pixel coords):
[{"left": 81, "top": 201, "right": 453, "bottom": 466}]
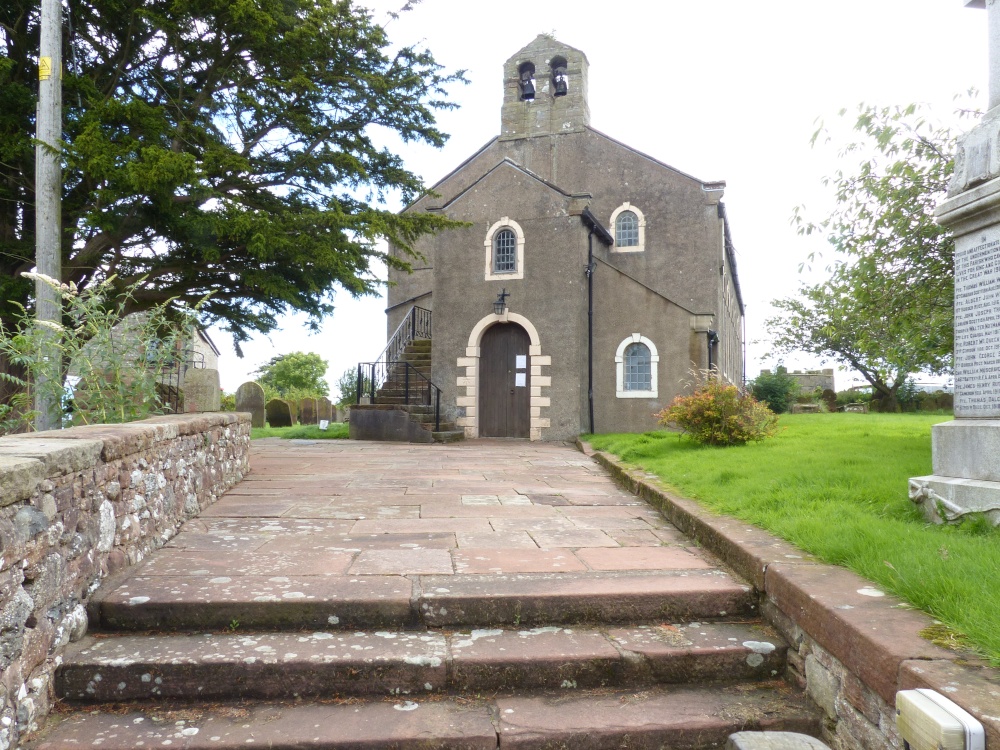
[
  {"left": 493, "top": 228, "right": 517, "bottom": 273},
  {"left": 616, "top": 211, "right": 639, "bottom": 247},
  {"left": 609, "top": 203, "right": 646, "bottom": 252},
  {"left": 484, "top": 217, "right": 525, "bottom": 281},
  {"left": 615, "top": 334, "right": 659, "bottom": 398},
  {"left": 623, "top": 342, "right": 651, "bottom": 391}
]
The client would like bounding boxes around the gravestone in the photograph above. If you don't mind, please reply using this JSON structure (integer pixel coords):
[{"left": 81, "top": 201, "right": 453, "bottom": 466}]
[
  {"left": 235, "top": 382, "right": 266, "bottom": 428},
  {"left": 910, "top": 0, "right": 1000, "bottom": 525},
  {"left": 180, "top": 368, "right": 220, "bottom": 412},
  {"left": 285, "top": 399, "right": 299, "bottom": 424},
  {"left": 317, "top": 397, "right": 333, "bottom": 422},
  {"left": 265, "top": 398, "right": 292, "bottom": 428},
  {"left": 300, "top": 398, "right": 317, "bottom": 425}
]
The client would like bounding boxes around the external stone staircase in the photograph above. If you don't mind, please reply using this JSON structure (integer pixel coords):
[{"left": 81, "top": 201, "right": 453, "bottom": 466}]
[
  {"left": 353, "top": 339, "right": 465, "bottom": 443},
  {"left": 32, "top": 440, "right": 823, "bottom": 749}
]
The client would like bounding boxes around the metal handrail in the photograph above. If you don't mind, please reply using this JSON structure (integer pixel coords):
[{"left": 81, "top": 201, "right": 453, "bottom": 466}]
[
  {"left": 374, "top": 306, "right": 431, "bottom": 373},
  {"left": 356, "top": 359, "right": 441, "bottom": 431}
]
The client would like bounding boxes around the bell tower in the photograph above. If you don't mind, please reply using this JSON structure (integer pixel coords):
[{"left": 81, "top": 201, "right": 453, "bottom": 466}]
[{"left": 500, "top": 35, "right": 590, "bottom": 141}]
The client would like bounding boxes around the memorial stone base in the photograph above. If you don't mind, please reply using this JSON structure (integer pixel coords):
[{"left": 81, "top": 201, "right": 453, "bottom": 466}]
[
  {"left": 912, "top": 130, "right": 1000, "bottom": 525},
  {"left": 909, "top": 420, "right": 1000, "bottom": 525}
]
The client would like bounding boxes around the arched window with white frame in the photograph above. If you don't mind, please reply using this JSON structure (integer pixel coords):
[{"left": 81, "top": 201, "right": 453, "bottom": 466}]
[
  {"left": 615, "top": 334, "right": 659, "bottom": 398},
  {"left": 484, "top": 217, "right": 525, "bottom": 281},
  {"left": 609, "top": 203, "right": 646, "bottom": 253}
]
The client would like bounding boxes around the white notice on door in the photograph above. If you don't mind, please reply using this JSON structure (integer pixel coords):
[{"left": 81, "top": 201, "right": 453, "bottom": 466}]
[
  {"left": 516, "top": 355, "right": 527, "bottom": 369},
  {"left": 515, "top": 373, "right": 526, "bottom": 387}
]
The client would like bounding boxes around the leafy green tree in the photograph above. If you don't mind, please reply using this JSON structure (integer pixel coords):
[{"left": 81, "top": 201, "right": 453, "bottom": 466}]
[
  {"left": 770, "top": 102, "right": 963, "bottom": 408},
  {"left": 254, "top": 352, "right": 329, "bottom": 398},
  {"left": 0, "top": 0, "right": 464, "bottom": 350},
  {"left": 767, "top": 261, "right": 951, "bottom": 412},
  {"left": 334, "top": 367, "right": 363, "bottom": 406},
  {"left": 749, "top": 366, "right": 800, "bottom": 414}
]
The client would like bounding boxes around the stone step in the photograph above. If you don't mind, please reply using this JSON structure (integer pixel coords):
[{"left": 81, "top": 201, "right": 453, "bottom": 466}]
[
  {"left": 57, "top": 622, "right": 787, "bottom": 703},
  {"left": 376, "top": 390, "right": 433, "bottom": 402},
  {"left": 95, "top": 571, "right": 755, "bottom": 632},
  {"left": 433, "top": 429, "right": 466, "bottom": 443},
  {"left": 34, "top": 684, "right": 821, "bottom": 750}
]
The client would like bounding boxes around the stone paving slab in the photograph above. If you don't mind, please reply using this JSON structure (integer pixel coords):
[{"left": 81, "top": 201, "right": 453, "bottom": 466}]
[
  {"left": 35, "top": 700, "right": 498, "bottom": 750},
  {"left": 58, "top": 630, "right": 449, "bottom": 701},
  {"left": 96, "top": 440, "right": 752, "bottom": 633},
  {"left": 141, "top": 549, "right": 356, "bottom": 576},
  {"left": 495, "top": 684, "right": 821, "bottom": 749},
  {"left": 453, "top": 548, "right": 587, "bottom": 574},
  {"left": 100, "top": 575, "right": 414, "bottom": 630},
  {"left": 58, "top": 622, "right": 789, "bottom": 702},
  {"left": 418, "top": 571, "right": 754, "bottom": 627}
]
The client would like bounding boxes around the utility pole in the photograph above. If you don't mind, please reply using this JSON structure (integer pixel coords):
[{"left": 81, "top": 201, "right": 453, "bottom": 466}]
[{"left": 34, "top": 0, "right": 63, "bottom": 431}]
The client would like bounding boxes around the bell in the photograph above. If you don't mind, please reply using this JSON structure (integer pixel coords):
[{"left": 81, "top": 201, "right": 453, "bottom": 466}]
[
  {"left": 520, "top": 78, "right": 535, "bottom": 100},
  {"left": 553, "top": 68, "right": 568, "bottom": 97}
]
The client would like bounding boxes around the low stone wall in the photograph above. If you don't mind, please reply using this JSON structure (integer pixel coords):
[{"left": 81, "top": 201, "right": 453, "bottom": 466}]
[
  {"left": 581, "top": 441, "right": 1000, "bottom": 750},
  {"left": 0, "top": 413, "right": 250, "bottom": 750}
]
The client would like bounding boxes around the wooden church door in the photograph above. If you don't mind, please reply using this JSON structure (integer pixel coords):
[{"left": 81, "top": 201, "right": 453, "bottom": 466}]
[{"left": 479, "top": 323, "right": 531, "bottom": 438}]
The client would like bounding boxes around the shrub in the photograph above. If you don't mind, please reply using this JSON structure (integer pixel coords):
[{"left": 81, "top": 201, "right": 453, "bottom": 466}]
[
  {"left": 656, "top": 377, "right": 779, "bottom": 446},
  {"left": 836, "top": 388, "right": 872, "bottom": 409},
  {"left": 0, "top": 273, "right": 201, "bottom": 433},
  {"left": 749, "top": 367, "right": 800, "bottom": 413}
]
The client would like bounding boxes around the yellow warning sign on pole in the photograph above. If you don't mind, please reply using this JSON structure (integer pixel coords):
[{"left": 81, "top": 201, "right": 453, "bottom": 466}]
[{"left": 39, "top": 56, "right": 52, "bottom": 80}]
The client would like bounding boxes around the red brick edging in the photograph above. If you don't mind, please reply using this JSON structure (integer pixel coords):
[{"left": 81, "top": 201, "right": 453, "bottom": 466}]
[{"left": 577, "top": 439, "right": 1000, "bottom": 749}]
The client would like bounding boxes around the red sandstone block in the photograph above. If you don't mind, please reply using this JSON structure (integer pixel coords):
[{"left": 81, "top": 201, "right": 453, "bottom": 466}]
[
  {"left": 449, "top": 627, "right": 623, "bottom": 691},
  {"left": 453, "top": 548, "right": 587, "bottom": 574},
  {"left": 418, "top": 571, "right": 754, "bottom": 627},
  {"left": 58, "top": 631, "right": 448, "bottom": 701},
  {"left": 495, "top": 684, "right": 821, "bottom": 749},
  {"left": 608, "top": 622, "right": 788, "bottom": 683},
  {"left": 765, "top": 563, "right": 954, "bottom": 704},
  {"left": 35, "top": 700, "right": 497, "bottom": 750},
  {"left": 575, "top": 546, "right": 713, "bottom": 571},
  {"left": 100, "top": 575, "right": 414, "bottom": 631}
]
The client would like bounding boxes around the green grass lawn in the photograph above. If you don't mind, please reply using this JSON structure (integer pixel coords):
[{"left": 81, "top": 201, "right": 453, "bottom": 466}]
[
  {"left": 586, "top": 413, "right": 1000, "bottom": 665},
  {"left": 250, "top": 423, "right": 349, "bottom": 440}
]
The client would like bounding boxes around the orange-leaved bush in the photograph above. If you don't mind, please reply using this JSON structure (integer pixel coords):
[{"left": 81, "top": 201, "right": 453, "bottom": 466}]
[{"left": 656, "top": 378, "right": 779, "bottom": 446}]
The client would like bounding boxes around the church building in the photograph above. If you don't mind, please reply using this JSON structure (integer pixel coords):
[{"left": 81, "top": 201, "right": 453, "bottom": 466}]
[{"left": 385, "top": 35, "right": 745, "bottom": 441}]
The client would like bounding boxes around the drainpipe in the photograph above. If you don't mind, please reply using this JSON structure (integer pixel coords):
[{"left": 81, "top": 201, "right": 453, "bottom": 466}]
[
  {"left": 579, "top": 208, "right": 613, "bottom": 435},
  {"left": 586, "top": 230, "right": 595, "bottom": 434},
  {"left": 707, "top": 329, "right": 719, "bottom": 374}
]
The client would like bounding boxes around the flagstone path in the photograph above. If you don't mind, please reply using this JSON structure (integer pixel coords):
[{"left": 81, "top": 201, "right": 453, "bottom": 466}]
[{"left": 35, "top": 438, "right": 821, "bottom": 749}]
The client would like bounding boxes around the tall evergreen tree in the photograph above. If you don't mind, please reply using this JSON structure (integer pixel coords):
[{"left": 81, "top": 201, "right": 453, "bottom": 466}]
[{"left": 0, "top": 0, "right": 464, "bottom": 351}]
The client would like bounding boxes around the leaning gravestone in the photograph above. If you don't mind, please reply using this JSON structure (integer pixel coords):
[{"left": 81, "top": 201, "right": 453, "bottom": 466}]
[
  {"left": 285, "top": 399, "right": 299, "bottom": 424},
  {"left": 317, "top": 397, "right": 333, "bottom": 422},
  {"left": 910, "top": 0, "right": 1000, "bottom": 525},
  {"left": 181, "top": 368, "right": 221, "bottom": 412},
  {"left": 235, "top": 382, "right": 266, "bottom": 428},
  {"left": 265, "top": 398, "right": 292, "bottom": 428},
  {"left": 300, "top": 398, "right": 317, "bottom": 425}
]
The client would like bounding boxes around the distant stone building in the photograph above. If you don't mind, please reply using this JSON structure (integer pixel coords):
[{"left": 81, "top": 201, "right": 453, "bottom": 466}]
[
  {"left": 758, "top": 368, "right": 835, "bottom": 394},
  {"left": 386, "top": 35, "right": 746, "bottom": 440}
]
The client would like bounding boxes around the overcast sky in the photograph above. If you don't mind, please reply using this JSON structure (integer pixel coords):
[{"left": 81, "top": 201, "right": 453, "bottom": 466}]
[{"left": 209, "top": 0, "right": 988, "bottom": 396}]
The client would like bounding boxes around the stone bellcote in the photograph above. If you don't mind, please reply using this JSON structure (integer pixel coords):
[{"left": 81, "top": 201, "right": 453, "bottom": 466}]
[{"left": 500, "top": 35, "right": 590, "bottom": 141}]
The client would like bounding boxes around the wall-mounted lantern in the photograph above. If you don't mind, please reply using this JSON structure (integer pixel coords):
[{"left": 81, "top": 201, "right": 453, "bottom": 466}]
[{"left": 494, "top": 288, "right": 510, "bottom": 316}]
